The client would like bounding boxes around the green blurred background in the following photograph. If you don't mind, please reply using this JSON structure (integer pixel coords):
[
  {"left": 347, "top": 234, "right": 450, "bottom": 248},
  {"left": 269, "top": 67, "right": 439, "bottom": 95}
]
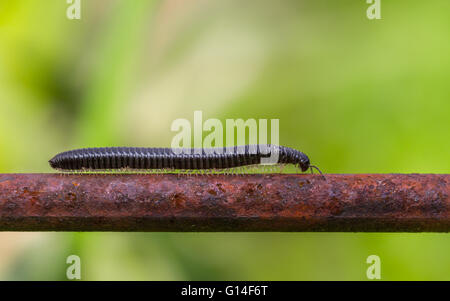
[{"left": 0, "top": 0, "right": 449, "bottom": 280}]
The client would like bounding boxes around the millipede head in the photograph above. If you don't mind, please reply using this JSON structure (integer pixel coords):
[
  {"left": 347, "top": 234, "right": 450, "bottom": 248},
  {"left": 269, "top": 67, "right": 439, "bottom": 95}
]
[
  {"left": 49, "top": 158, "right": 59, "bottom": 170},
  {"left": 297, "top": 156, "right": 310, "bottom": 172}
]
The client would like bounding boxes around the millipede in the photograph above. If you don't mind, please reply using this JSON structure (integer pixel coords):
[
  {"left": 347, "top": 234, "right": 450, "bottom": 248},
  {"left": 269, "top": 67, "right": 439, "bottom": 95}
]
[{"left": 49, "top": 145, "right": 323, "bottom": 175}]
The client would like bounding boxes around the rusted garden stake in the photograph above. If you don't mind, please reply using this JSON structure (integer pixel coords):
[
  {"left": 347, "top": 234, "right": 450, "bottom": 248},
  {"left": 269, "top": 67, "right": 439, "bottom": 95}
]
[{"left": 0, "top": 174, "right": 448, "bottom": 232}]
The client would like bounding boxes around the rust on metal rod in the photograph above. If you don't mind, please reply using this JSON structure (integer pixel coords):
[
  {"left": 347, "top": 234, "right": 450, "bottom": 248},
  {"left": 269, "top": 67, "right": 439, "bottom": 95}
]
[{"left": 0, "top": 174, "right": 448, "bottom": 232}]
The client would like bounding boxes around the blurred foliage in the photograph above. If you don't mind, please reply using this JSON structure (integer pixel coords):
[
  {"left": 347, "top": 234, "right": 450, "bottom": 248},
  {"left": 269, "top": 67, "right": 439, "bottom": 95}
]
[{"left": 0, "top": 0, "right": 449, "bottom": 280}]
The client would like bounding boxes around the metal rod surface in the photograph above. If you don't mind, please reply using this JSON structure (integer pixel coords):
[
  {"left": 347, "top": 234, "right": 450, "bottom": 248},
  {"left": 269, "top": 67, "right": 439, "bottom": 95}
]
[{"left": 0, "top": 174, "right": 448, "bottom": 232}]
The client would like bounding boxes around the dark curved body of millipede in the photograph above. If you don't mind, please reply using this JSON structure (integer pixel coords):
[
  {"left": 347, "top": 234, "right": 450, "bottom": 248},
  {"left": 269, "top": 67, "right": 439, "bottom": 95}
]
[{"left": 49, "top": 145, "right": 322, "bottom": 173}]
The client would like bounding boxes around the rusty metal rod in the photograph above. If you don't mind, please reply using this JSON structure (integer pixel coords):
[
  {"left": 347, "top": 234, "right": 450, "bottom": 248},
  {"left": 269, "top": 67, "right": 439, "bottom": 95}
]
[{"left": 0, "top": 174, "right": 448, "bottom": 232}]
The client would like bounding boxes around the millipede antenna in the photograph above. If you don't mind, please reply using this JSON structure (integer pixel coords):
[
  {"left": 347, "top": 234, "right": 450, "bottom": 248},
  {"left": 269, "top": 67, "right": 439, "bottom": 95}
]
[{"left": 310, "top": 165, "right": 326, "bottom": 180}]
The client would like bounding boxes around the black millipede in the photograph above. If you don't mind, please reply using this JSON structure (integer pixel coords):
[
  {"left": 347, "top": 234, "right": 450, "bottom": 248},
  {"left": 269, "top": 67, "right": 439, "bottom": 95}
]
[{"left": 49, "top": 145, "right": 323, "bottom": 174}]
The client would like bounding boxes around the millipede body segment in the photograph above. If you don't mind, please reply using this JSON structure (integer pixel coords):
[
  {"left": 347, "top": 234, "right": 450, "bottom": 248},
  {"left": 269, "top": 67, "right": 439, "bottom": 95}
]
[{"left": 49, "top": 145, "right": 319, "bottom": 173}]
